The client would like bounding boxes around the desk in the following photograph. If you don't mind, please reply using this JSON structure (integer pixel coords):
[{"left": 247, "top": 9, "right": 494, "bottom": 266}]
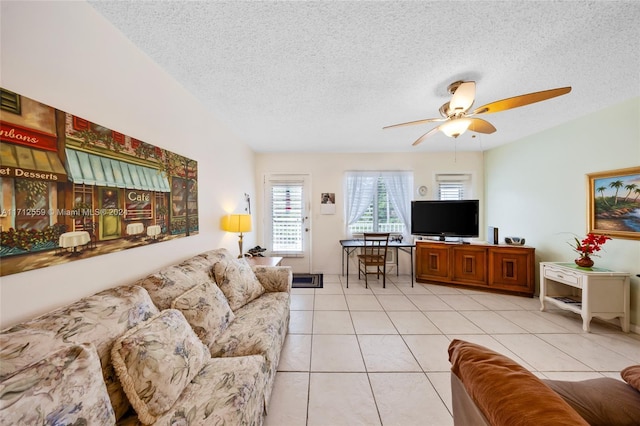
[
  {"left": 147, "top": 225, "right": 161, "bottom": 239},
  {"left": 245, "top": 256, "right": 283, "bottom": 267},
  {"left": 540, "top": 262, "right": 630, "bottom": 332},
  {"left": 59, "top": 231, "right": 90, "bottom": 255},
  {"left": 126, "top": 222, "right": 144, "bottom": 236},
  {"left": 340, "top": 239, "right": 415, "bottom": 287}
]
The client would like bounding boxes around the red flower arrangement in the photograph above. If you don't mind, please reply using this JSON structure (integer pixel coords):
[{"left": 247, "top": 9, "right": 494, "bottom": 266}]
[{"left": 571, "top": 233, "right": 611, "bottom": 259}]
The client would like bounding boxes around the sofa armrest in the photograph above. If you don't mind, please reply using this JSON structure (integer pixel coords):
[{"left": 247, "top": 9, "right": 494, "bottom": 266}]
[
  {"left": 450, "top": 372, "right": 490, "bottom": 426},
  {"left": 448, "top": 339, "right": 588, "bottom": 426},
  {"left": 252, "top": 266, "right": 292, "bottom": 293}
]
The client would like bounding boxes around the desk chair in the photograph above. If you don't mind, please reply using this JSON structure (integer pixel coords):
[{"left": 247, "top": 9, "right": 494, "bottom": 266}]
[{"left": 357, "top": 233, "right": 390, "bottom": 288}]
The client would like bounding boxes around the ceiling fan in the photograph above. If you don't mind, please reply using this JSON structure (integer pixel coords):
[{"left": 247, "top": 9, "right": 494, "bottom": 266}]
[{"left": 383, "top": 81, "right": 571, "bottom": 146}]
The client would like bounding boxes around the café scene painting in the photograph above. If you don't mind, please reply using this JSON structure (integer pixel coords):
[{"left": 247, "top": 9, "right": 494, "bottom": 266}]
[{"left": 0, "top": 88, "right": 198, "bottom": 276}]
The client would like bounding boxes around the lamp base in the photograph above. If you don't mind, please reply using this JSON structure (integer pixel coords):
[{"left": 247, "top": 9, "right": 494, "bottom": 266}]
[{"left": 237, "top": 233, "right": 244, "bottom": 258}]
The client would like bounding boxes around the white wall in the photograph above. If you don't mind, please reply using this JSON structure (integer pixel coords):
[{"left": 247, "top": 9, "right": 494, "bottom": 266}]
[
  {"left": 485, "top": 97, "right": 640, "bottom": 328},
  {"left": 255, "top": 152, "right": 484, "bottom": 274},
  {"left": 0, "top": 1, "right": 256, "bottom": 327}
]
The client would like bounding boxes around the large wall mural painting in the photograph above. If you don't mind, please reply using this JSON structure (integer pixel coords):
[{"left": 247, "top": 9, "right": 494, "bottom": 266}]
[{"left": 0, "top": 88, "right": 199, "bottom": 276}]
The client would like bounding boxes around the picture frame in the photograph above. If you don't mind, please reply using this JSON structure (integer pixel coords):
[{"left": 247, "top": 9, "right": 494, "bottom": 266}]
[
  {"left": 320, "top": 192, "right": 336, "bottom": 215},
  {"left": 0, "top": 88, "right": 199, "bottom": 276},
  {"left": 587, "top": 166, "right": 640, "bottom": 240}
]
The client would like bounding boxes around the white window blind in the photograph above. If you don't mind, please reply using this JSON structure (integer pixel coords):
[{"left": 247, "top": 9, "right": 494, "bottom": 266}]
[
  {"left": 271, "top": 183, "right": 303, "bottom": 253},
  {"left": 436, "top": 174, "right": 471, "bottom": 200}
]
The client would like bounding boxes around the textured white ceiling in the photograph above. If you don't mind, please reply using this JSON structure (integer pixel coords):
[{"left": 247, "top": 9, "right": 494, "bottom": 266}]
[{"left": 89, "top": 0, "right": 640, "bottom": 153}]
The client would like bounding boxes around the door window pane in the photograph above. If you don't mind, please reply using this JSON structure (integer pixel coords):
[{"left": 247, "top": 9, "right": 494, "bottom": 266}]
[{"left": 271, "top": 184, "right": 303, "bottom": 253}]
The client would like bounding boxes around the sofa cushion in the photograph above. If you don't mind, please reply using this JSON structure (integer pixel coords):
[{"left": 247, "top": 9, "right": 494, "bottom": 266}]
[
  {"left": 448, "top": 339, "right": 588, "bottom": 426},
  {"left": 0, "top": 344, "right": 115, "bottom": 425},
  {"left": 621, "top": 365, "right": 640, "bottom": 391},
  {"left": 150, "top": 355, "right": 267, "bottom": 425},
  {"left": 136, "top": 263, "right": 212, "bottom": 311},
  {"left": 170, "top": 280, "right": 235, "bottom": 347},
  {"left": 0, "top": 285, "right": 159, "bottom": 421},
  {"left": 207, "top": 291, "right": 290, "bottom": 406},
  {"left": 544, "top": 377, "right": 640, "bottom": 426},
  {"left": 111, "top": 310, "right": 209, "bottom": 425},
  {"left": 207, "top": 291, "right": 289, "bottom": 360},
  {"left": 214, "top": 258, "right": 265, "bottom": 311}
]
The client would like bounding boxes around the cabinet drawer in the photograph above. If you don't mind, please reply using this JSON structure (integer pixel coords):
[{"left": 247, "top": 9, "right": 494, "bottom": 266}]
[{"left": 544, "top": 267, "right": 580, "bottom": 286}]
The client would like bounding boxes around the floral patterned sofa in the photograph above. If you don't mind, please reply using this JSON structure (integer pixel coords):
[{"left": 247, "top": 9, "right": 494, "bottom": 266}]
[{"left": 0, "top": 248, "right": 292, "bottom": 425}]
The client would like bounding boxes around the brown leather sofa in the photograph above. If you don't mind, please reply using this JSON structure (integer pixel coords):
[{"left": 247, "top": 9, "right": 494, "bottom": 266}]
[{"left": 448, "top": 339, "right": 640, "bottom": 426}]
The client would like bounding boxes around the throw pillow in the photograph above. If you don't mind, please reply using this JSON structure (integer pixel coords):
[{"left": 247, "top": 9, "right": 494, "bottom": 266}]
[
  {"left": 171, "top": 281, "right": 236, "bottom": 348},
  {"left": 111, "top": 310, "right": 209, "bottom": 425},
  {"left": 213, "top": 259, "right": 265, "bottom": 311},
  {"left": 621, "top": 365, "right": 640, "bottom": 391},
  {"left": 136, "top": 264, "right": 211, "bottom": 310},
  {"left": 0, "top": 344, "right": 115, "bottom": 425}
]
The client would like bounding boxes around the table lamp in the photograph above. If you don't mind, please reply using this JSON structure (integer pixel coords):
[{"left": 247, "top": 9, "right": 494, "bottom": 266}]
[{"left": 221, "top": 214, "right": 252, "bottom": 258}]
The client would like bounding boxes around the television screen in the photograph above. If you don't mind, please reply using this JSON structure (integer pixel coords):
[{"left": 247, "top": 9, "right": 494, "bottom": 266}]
[{"left": 411, "top": 200, "right": 479, "bottom": 239}]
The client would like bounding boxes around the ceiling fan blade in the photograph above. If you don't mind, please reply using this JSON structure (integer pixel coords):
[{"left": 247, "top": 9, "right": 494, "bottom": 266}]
[
  {"left": 468, "top": 118, "right": 496, "bottom": 134},
  {"left": 472, "top": 86, "right": 571, "bottom": 115},
  {"left": 449, "top": 81, "right": 476, "bottom": 113},
  {"left": 412, "top": 127, "right": 441, "bottom": 146},
  {"left": 383, "top": 117, "right": 445, "bottom": 130}
]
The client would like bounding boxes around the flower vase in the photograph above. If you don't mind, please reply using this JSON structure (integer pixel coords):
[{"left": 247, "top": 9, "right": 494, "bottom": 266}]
[{"left": 575, "top": 256, "right": 594, "bottom": 268}]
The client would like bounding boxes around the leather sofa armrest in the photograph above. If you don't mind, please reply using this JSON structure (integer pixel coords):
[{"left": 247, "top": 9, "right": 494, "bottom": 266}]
[
  {"left": 252, "top": 266, "right": 292, "bottom": 293},
  {"left": 448, "top": 339, "right": 588, "bottom": 426}
]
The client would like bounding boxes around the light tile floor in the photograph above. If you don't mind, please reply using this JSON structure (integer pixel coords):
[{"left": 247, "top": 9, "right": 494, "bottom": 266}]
[{"left": 265, "top": 273, "right": 640, "bottom": 426}]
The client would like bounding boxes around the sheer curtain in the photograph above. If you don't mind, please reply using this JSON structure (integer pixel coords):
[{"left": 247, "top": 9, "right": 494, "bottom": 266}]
[
  {"left": 344, "top": 172, "right": 377, "bottom": 237},
  {"left": 381, "top": 171, "right": 413, "bottom": 240}
]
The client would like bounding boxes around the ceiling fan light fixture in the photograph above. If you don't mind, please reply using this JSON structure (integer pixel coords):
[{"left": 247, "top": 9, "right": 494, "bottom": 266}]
[
  {"left": 440, "top": 118, "right": 472, "bottom": 138},
  {"left": 384, "top": 81, "right": 571, "bottom": 145}
]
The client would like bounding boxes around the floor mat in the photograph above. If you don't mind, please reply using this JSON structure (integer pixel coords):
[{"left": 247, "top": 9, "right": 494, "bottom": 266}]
[{"left": 292, "top": 273, "right": 323, "bottom": 288}]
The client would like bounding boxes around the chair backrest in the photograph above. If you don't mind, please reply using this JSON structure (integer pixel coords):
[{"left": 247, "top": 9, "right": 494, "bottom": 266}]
[{"left": 362, "top": 232, "right": 390, "bottom": 260}]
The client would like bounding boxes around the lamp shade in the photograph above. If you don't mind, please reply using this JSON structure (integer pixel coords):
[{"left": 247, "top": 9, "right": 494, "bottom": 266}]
[
  {"left": 221, "top": 214, "right": 252, "bottom": 233},
  {"left": 440, "top": 118, "right": 472, "bottom": 138}
]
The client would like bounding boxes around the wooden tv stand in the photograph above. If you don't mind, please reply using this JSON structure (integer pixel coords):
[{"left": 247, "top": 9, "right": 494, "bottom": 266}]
[{"left": 415, "top": 240, "right": 535, "bottom": 297}]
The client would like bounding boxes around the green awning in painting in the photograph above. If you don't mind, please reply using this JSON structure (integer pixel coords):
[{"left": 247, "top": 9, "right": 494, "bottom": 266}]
[
  {"left": 65, "top": 148, "right": 170, "bottom": 192},
  {"left": 0, "top": 143, "right": 67, "bottom": 181}
]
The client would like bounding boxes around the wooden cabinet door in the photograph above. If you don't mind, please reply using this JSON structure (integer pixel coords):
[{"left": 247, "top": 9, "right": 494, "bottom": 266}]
[
  {"left": 452, "top": 246, "right": 487, "bottom": 285},
  {"left": 488, "top": 247, "right": 534, "bottom": 295},
  {"left": 416, "top": 242, "right": 450, "bottom": 281}
]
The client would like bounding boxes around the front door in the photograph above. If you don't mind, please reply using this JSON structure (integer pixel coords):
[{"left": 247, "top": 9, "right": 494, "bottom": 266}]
[
  {"left": 99, "top": 187, "right": 121, "bottom": 240},
  {"left": 264, "top": 174, "right": 311, "bottom": 273}
]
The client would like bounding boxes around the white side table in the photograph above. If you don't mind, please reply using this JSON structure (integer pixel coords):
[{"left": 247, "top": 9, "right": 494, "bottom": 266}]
[{"left": 540, "top": 262, "right": 630, "bottom": 332}]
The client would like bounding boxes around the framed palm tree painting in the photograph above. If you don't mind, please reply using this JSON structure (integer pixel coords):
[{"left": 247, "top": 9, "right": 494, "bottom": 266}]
[{"left": 587, "top": 166, "right": 640, "bottom": 240}]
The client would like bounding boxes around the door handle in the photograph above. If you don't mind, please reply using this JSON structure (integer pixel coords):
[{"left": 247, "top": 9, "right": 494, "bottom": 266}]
[{"left": 305, "top": 228, "right": 310, "bottom": 232}]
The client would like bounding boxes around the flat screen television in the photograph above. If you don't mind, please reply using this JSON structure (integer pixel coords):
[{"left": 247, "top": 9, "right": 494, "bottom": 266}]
[{"left": 411, "top": 200, "right": 479, "bottom": 240}]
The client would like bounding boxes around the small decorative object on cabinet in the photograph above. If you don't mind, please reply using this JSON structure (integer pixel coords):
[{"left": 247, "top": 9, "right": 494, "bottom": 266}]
[
  {"left": 574, "top": 256, "right": 594, "bottom": 268},
  {"left": 540, "top": 262, "right": 630, "bottom": 332},
  {"left": 569, "top": 232, "right": 611, "bottom": 269}
]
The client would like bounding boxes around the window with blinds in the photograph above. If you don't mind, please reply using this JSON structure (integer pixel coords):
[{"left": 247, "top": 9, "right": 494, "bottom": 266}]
[
  {"left": 271, "top": 184, "right": 303, "bottom": 253},
  {"left": 436, "top": 174, "right": 471, "bottom": 200}
]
